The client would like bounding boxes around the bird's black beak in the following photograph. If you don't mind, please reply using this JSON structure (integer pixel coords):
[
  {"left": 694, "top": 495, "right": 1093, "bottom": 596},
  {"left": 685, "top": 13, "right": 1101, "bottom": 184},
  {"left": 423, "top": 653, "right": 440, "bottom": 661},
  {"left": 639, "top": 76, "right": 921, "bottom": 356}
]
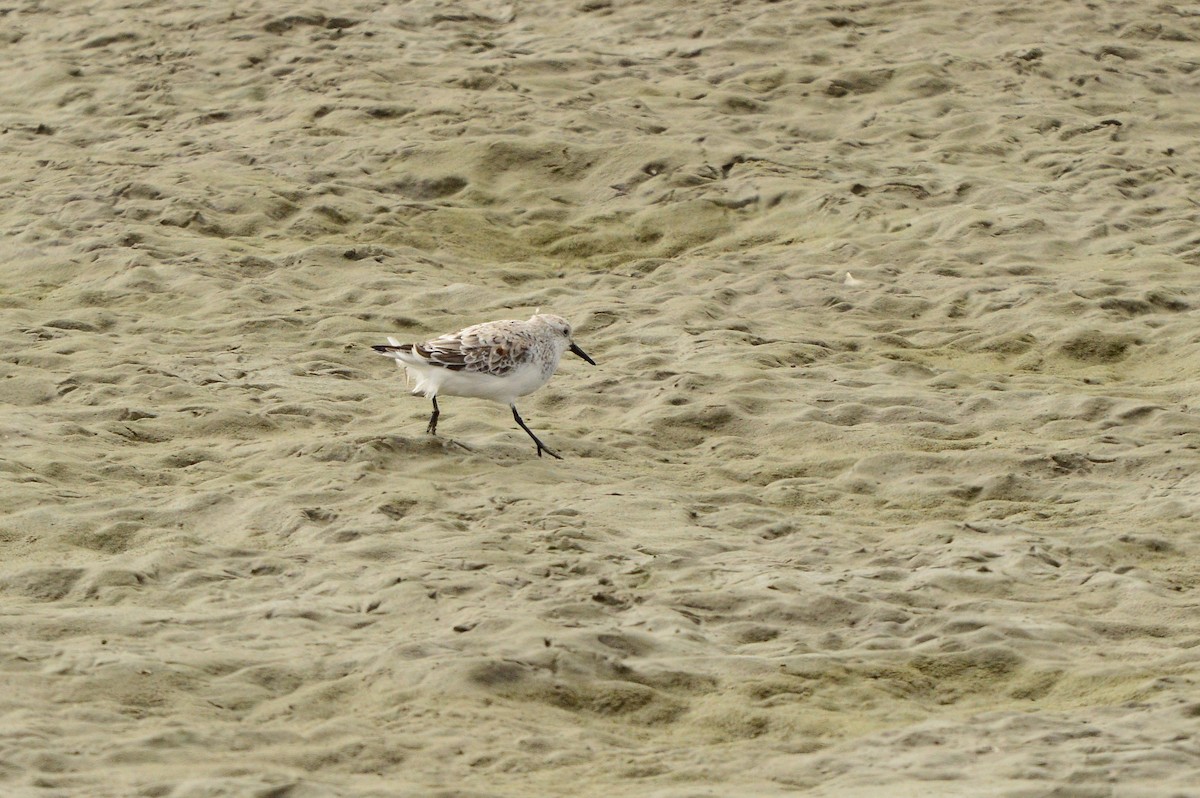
[{"left": 570, "top": 342, "right": 596, "bottom": 365}]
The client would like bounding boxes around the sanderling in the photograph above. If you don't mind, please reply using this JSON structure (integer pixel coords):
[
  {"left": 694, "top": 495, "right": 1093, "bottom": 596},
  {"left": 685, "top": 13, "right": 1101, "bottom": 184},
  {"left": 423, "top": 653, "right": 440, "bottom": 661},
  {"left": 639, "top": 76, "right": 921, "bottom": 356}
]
[{"left": 372, "top": 313, "right": 595, "bottom": 459}]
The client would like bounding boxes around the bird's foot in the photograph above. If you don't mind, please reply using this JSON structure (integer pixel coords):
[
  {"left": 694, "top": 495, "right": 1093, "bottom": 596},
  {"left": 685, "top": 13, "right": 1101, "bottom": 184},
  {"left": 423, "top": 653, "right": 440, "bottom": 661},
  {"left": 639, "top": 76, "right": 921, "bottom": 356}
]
[{"left": 537, "top": 443, "right": 563, "bottom": 460}]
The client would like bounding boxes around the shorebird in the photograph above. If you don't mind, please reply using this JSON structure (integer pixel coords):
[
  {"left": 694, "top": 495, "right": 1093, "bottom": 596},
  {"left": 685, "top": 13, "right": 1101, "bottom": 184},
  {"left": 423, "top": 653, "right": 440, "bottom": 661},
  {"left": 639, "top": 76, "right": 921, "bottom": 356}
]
[{"left": 372, "top": 313, "right": 595, "bottom": 459}]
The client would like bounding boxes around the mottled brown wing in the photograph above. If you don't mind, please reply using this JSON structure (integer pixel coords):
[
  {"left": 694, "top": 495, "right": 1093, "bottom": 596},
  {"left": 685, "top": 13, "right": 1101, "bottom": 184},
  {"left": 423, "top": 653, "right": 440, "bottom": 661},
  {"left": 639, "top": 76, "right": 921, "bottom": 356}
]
[
  {"left": 416, "top": 326, "right": 531, "bottom": 376},
  {"left": 413, "top": 341, "right": 469, "bottom": 370},
  {"left": 412, "top": 328, "right": 525, "bottom": 376},
  {"left": 463, "top": 326, "right": 533, "bottom": 375}
]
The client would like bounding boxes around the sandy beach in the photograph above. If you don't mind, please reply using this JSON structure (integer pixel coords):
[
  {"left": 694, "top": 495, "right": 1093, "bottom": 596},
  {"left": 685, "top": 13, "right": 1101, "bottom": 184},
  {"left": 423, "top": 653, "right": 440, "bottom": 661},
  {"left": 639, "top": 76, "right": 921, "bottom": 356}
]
[{"left": 2, "top": 0, "right": 1199, "bottom": 795}]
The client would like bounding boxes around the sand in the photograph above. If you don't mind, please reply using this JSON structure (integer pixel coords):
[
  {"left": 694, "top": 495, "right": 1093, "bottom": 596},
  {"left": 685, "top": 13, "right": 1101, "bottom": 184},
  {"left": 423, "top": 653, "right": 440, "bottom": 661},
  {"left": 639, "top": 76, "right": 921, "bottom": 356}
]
[{"left": 2, "top": 0, "right": 1199, "bottom": 795}]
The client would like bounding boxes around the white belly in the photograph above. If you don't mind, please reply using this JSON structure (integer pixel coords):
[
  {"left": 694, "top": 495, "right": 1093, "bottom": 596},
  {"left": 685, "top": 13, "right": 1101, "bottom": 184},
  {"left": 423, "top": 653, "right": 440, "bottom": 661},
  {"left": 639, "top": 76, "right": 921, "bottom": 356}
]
[{"left": 404, "top": 360, "right": 553, "bottom": 405}]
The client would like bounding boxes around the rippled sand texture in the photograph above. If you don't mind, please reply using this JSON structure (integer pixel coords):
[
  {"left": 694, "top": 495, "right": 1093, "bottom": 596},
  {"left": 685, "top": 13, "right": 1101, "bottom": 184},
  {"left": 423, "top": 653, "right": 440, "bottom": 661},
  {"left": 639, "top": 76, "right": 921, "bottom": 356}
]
[{"left": 2, "top": 0, "right": 1200, "bottom": 795}]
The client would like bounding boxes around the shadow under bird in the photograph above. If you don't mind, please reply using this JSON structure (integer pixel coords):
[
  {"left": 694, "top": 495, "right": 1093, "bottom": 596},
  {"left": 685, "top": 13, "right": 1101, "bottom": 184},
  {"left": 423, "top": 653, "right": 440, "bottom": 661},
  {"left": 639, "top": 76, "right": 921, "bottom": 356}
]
[{"left": 372, "top": 313, "right": 596, "bottom": 459}]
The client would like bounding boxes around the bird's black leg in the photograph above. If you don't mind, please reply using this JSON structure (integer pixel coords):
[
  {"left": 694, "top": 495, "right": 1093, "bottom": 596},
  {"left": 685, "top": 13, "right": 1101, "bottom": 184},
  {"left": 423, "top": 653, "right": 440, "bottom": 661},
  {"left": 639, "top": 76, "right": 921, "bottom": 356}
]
[
  {"left": 427, "top": 396, "right": 440, "bottom": 435},
  {"left": 511, "top": 405, "right": 562, "bottom": 460}
]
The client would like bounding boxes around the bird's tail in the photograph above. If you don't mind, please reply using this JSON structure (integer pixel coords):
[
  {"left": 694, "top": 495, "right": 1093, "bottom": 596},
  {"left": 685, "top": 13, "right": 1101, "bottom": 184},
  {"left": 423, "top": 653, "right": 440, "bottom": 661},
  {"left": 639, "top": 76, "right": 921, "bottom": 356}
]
[
  {"left": 373, "top": 338, "right": 419, "bottom": 391},
  {"left": 372, "top": 337, "right": 411, "bottom": 358},
  {"left": 373, "top": 338, "right": 412, "bottom": 368}
]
